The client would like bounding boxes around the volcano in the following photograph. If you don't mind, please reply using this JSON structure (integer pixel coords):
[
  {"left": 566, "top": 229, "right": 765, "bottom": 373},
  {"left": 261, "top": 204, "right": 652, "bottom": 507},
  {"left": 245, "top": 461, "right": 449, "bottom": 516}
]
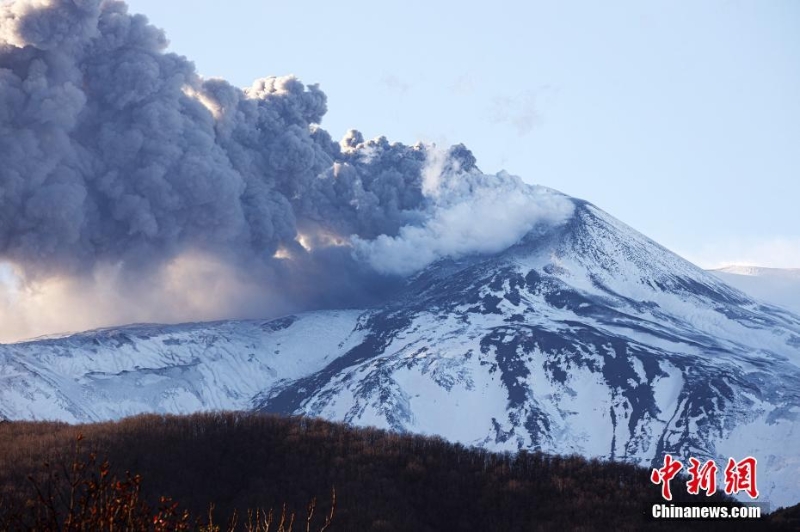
[{"left": 2, "top": 193, "right": 799, "bottom": 507}]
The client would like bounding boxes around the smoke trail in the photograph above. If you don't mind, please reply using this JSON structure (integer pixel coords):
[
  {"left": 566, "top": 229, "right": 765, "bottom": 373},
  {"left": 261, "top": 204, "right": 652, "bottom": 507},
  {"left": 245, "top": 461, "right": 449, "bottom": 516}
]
[{"left": 0, "top": 0, "right": 573, "bottom": 342}]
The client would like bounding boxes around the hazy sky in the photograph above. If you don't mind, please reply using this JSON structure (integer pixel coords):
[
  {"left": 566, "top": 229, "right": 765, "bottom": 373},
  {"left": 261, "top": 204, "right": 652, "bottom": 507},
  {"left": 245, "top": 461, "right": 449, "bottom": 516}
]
[{"left": 119, "top": 0, "right": 799, "bottom": 268}]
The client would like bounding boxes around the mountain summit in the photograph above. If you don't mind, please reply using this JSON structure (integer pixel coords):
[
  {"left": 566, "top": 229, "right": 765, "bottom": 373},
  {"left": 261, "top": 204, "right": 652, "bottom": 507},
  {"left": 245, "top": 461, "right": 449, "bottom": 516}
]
[{"left": 2, "top": 195, "right": 799, "bottom": 507}]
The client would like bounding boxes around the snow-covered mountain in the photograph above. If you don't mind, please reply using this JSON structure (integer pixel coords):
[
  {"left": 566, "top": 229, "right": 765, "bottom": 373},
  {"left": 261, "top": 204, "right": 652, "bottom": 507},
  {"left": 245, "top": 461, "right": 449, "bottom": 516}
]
[
  {"left": 2, "top": 197, "right": 799, "bottom": 508},
  {"left": 710, "top": 266, "right": 800, "bottom": 315}
]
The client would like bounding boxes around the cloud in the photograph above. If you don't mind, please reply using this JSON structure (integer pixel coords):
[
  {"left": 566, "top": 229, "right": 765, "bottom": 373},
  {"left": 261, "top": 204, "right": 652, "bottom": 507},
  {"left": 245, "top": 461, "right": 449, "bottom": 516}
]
[
  {"left": 0, "top": 256, "right": 275, "bottom": 343},
  {"left": 380, "top": 74, "right": 410, "bottom": 94},
  {"left": 449, "top": 73, "right": 476, "bottom": 95},
  {"left": 0, "top": 0, "right": 573, "bottom": 341},
  {"left": 354, "top": 161, "right": 574, "bottom": 276},
  {"left": 490, "top": 90, "right": 540, "bottom": 135},
  {"left": 679, "top": 237, "right": 800, "bottom": 270}
]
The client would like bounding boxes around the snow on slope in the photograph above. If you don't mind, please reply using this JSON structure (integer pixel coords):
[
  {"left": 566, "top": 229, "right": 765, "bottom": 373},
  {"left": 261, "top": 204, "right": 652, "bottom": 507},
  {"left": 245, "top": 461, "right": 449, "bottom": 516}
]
[
  {"left": 710, "top": 266, "right": 800, "bottom": 315},
  {"left": 258, "top": 200, "right": 800, "bottom": 507},
  {"left": 0, "top": 311, "right": 364, "bottom": 422},
  {"left": 2, "top": 196, "right": 799, "bottom": 508}
]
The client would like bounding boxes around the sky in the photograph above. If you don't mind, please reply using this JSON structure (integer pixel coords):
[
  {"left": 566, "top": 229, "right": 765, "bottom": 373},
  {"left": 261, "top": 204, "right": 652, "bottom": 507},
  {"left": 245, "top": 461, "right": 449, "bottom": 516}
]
[{"left": 122, "top": 0, "right": 800, "bottom": 268}]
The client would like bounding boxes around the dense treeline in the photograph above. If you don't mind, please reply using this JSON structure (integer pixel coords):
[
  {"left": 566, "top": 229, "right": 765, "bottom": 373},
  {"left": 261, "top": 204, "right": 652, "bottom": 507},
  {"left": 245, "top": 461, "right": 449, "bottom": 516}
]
[{"left": 0, "top": 413, "right": 789, "bottom": 530}]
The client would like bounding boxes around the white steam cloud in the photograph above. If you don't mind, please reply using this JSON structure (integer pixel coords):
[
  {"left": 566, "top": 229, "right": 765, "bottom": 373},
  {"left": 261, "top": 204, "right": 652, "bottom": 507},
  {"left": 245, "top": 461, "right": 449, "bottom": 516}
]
[{"left": 355, "top": 168, "right": 573, "bottom": 276}]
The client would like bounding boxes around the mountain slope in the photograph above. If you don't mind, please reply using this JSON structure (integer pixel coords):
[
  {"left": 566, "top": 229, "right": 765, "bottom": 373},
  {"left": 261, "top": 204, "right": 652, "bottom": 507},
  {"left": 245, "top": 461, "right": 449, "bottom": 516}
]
[
  {"left": 256, "top": 200, "right": 800, "bottom": 506},
  {"left": 710, "top": 266, "right": 800, "bottom": 315},
  {"left": 2, "top": 197, "right": 799, "bottom": 507},
  {"left": 0, "top": 312, "right": 365, "bottom": 422}
]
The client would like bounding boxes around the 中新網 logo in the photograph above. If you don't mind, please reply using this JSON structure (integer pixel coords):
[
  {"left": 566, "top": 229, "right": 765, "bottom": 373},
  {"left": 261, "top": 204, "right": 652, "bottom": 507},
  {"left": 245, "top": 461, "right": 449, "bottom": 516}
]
[{"left": 650, "top": 455, "right": 759, "bottom": 500}]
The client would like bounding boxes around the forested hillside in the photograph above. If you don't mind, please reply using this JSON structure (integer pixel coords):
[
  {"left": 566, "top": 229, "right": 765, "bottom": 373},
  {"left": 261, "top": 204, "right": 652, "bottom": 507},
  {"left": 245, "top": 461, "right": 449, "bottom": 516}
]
[{"left": 0, "top": 413, "right": 788, "bottom": 530}]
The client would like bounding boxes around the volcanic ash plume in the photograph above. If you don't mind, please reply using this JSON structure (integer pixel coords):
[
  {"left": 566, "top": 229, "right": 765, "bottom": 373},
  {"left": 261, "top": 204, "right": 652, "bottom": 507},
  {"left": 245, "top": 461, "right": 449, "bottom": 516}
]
[{"left": 0, "top": 0, "right": 573, "bottom": 342}]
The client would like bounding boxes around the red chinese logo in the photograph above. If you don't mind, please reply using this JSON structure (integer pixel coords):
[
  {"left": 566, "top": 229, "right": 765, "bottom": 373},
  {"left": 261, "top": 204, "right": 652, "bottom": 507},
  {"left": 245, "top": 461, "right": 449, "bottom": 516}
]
[
  {"left": 686, "top": 457, "right": 718, "bottom": 496},
  {"left": 724, "top": 456, "right": 759, "bottom": 499},
  {"left": 651, "top": 455, "right": 759, "bottom": 500},
  {"left": 650, "top": 454, "right": 683, "bottom": 501}
]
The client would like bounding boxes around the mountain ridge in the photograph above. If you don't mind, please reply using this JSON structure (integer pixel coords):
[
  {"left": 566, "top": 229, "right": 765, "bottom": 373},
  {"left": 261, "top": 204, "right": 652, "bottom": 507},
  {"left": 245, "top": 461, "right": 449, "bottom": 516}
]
[
  {"left": 2, "top": 195, "right": 799, "bottom": 507},
  {"left": 709, "top": 265, "right": 800, "bottom": 315}
]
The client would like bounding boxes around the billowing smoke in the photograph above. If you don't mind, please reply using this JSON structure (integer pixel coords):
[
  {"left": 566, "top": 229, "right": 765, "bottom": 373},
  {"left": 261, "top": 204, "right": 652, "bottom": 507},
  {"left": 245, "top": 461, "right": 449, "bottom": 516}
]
[
  {"left": 354, "top": 172, "right": 574, "bottom": 276},
  {"left": 0, "top": 0, "right": 573, "bottom": 342}
]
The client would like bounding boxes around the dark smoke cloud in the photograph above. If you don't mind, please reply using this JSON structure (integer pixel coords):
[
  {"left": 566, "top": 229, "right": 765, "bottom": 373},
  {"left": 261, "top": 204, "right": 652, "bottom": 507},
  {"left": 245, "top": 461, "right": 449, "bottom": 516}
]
[{"left": 0, "top": 0, "right": 572, "bottom": 342}]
